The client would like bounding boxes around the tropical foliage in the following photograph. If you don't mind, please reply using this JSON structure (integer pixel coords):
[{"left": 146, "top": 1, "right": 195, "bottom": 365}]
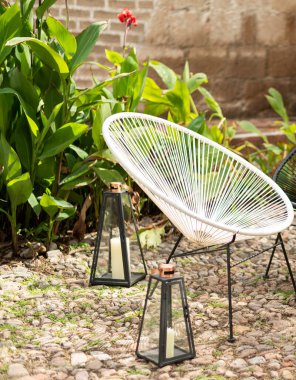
[{"left": 238, "top": 88, "right": 296, "bottom": 174}]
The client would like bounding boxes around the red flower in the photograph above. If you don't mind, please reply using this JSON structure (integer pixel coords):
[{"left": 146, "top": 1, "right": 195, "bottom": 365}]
[
  {"left": 118, "top": 13, "right": 126, "bottom": 23},
  {"left": 127, "top": 15, "right": 137, "bottom": 26},
  {"left": 118, "top": 8, "right": 137, "bottom": 27}
]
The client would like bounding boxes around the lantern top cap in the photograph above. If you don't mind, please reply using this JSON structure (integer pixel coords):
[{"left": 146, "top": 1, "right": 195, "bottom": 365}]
[
  {"left": 110, "top": 182, "right": 123, "bottom": 192},
  {"left": 158, "top": 263, "right": 175, "bottom": 278}
]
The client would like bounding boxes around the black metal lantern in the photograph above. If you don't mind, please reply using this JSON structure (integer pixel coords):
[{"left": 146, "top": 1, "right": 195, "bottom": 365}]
[
  {"left": 90, "top": 183, "right": 147, "bottom": 287},
  {"left": 136, "top": 264, "right": 195, "bottom": 367}
]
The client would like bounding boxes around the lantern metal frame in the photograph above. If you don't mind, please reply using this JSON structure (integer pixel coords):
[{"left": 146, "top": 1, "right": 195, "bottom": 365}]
[
  {"left": 89, "top": 189, "right": 147, "bottom": 287},
  {"left": 136, "top": 273, "right": 196, "bottom": 367}
]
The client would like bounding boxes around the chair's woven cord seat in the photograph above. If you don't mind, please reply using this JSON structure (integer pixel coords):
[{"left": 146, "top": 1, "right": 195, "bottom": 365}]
[{"left": 103, "top": 113, "right": 294, "bottom": 246}]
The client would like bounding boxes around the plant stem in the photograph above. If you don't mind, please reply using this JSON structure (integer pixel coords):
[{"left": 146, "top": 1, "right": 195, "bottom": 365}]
[
  {"left": 65, "top": 0, "right": 69, "bottom": 29},
  {"left": 190, "top": 95, "right": 198, "bottom": 115},
  {"left": 123, "top": 24, "right": 128, "bottom": 57},
  {"left": 47, "top": 218, "right": 54, "bottom": 249},
  {"left": 53, "top": 152, "right": 63, "bottom": 196},
  {"left": 10, "top": 205, "right": 18, "bottom": 254}
]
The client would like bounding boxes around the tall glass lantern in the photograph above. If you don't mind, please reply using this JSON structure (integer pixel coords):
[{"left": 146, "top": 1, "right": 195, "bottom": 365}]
[
  {"left": 90, "top": 183, "right": 147, "bottom": 287},
  {"left": 136, "top": 264, "right": 195, "bottom": 367}
]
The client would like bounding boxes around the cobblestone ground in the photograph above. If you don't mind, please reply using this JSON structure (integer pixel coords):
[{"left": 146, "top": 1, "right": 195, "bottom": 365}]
[{"left": 0, "top": 228, "right": 295, "bottom": 380}]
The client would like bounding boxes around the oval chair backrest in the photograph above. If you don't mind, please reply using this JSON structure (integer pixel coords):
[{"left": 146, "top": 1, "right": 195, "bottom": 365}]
[
  {"left": 103, "top": 113, "right": 294, "bottom": 244},
  {"left": 273, "top": 146, "right": 296, "bottom": 209}
]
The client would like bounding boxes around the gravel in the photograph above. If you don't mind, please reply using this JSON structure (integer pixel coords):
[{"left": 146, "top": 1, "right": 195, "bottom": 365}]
[{"left": 0, "top": 227, "right": 295, "bottom": 379}]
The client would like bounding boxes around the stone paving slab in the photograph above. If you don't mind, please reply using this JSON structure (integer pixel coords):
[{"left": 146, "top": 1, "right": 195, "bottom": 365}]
[{"left": 0, "top": 228, "right": 295, "bottom": 380}]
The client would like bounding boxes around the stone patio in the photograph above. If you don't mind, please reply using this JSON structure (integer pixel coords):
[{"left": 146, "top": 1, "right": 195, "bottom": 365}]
[{"left": 0, "top": 228, "right": 295, "bottom": 380}]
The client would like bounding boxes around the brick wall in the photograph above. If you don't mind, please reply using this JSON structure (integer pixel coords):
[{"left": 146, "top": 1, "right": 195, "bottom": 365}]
[{"left": 52, "top": 0, "right": 296, "bottom": 118}]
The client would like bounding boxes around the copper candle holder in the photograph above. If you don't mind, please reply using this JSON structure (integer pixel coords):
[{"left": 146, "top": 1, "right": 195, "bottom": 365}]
[{"left": 158, "top": 263, "right": 175, "bottom": 278}]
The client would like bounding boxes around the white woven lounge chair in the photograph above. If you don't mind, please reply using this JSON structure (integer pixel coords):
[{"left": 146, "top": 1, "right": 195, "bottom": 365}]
[{"left": 103, "top": 112, "right": 296, "bottom": 341}]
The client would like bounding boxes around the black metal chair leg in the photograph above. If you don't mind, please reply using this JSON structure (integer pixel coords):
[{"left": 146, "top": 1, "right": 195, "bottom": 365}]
[
  {"left": 278, "top": 233, "right": 296, "bottom": 299},
  {"left": 226, "top": 244, "right": 235, "bottom": 343},
  {"left": 263, "top": 233, "right": 279, "bottom": 279},
  {"left": 166, "top": 234, "right": 183, "bottom": 263}
]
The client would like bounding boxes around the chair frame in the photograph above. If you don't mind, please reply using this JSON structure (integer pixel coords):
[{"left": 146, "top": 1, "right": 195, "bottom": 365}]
[
  {"left": 166, "top": 231, "right": 296, "bottom": 342},
  {"left": 103, "top": 113, "right": 296, "bottom": 342}
]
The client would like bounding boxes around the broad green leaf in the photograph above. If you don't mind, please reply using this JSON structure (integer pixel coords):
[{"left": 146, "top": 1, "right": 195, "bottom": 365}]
[
  {"left": 69, "top": 144, "right": 88, "bottom": 160},
  {"left": 73, "top": 71, "right": 135, "bottom": 103},
  {"left": 187, "top": 73, "right": 208, "bottom": 93},
  {"left": 130, "top": 64, "right": 149, "bottom": 112},
  {"left": 15, "top": 119, "right": 32, "bottom": 171},
  {"left": 142, "top": 77, "right": 172, "bottom": 105},
  {"left": 149, "top": 60, "right": 177, "bottom": 89},
  {"left": 46, "top": 16, "right": 77, "bottom": 59},
  {"left": 0, "top": 93, "right": 14, "bottom": 136},
  {"left": 92, "top": 103, "right": 111, "bottom": 153},
  {"left": 28, "top": 192, "right": 42, "bottom": 217},
  {"left": 187, "top": 114, "right": 207, "bottom": 133},
  {"left": 6, "top": 37, "right": 69, "bottom": 77},
  {"left": 266, "top": 88, "right": 289, "bottom": 125},
  {"left": 9, "top": 67, "right": 39, "bottom": 112},
  {"left": 0, "top": 134, "right": 21, "bottom": 183},
  {"left": 0, "top": 87, "right": 34, "bottom": 117},
  {"left": 226, "top": 125, "right": 237, "bottom": 140},
  {"left": 37, "top": 102, "right": 63, "bottom": 150},
  {"left": 36, "top": 0, "right": 57, "bottom": 19},
  {"left": 15, "top": 44, "right": 31, "bottom": 78},
  {"left": 166, "top": 80, "right": 191, "bottom": 124},
  {"left": 113, "top": 54, "right": 138, "bottom": 99},
  {"left": 183, "top": 61, "right": 190, "bottom": 82},
  {"left": 282, "top": 123, "right": 296, "bottom": 144},
  {"left": 21, "top": 0, "right": 36, "bottom": 20},
  {"left": 138, "top": 226, "right": 165, "bottom": 249},
  {"left": 7, "top": 172, "right": 32, "bottom": 207},
  {"left": 0, "top": 4, "right": 21, "bottom": 64},
  {"left": 190, "top": 119, "right": 213, "bottom": 140},
  {"left": 26, "top": 114, "right": 39, "bottom": 138},
  {"left": 60, "top": 176, "right": 95, "bottom": 191},
  {"left": 60, "top": 163, "right": 91, "bottom": 185},
  {"left": 35, "top": 158, "right": 55, "bottom": 186},
  {"left": 40, "top": 193, "right": 74, "bottom": 219},
  {"left": 100, "top": 148, "right": 117, "bottom": 163},
  {"left": 144, "top": 102, "right": 168, "bottom": 117},
  {"left": 93, "top": 167, "right": 124, "bottom": 185},
  {"left": 69, "top": 21, "right": 108, "bottom": 72},
  {"left": 105, "top": 49, "right": 124, "bottom": 65},
  {"left": 198, "top": 87, "right": 223, "bottom": 118},
  {"left": 263, "top": 143, "right": 282, "bottom": 155},
  {"left": 56, "top": 206, "right": 76, "bottom": 222},
  {"left": 209, "top": 124, "right": 224, "bottom": 144},
  {"left": 38, "top": 123, "right": 88, "bottom": 160},
  {"left": 238, "top": 121, "right": 268, "bottom": 143}
]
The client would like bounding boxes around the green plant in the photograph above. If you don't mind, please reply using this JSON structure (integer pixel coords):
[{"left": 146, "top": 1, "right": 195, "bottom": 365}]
[
  {"left": 238, "top": 88, "right": 296, "bottom": 174},
  {"left": 212, "top": 349, "right": 222, "bottom": 358},
  {"left": 0, "top": 363, "right": 8, "bottom": 374},
  {"left": 207, "top": 300, "right": 226, "bottom": 308},
  {"left": 142, "top": 60, "right": 235, "bottom": 146},
  {"left": 0, "top": 1, "right": 128, "bottom": 249}
]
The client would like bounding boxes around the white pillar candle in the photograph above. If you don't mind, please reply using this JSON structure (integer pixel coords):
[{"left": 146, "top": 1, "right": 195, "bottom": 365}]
[
  {"left": 166, "top": 327, "right": 175, "bottom": 358},
  {"left": 110, "top": 237, "right": 130, "bottom": 279}
]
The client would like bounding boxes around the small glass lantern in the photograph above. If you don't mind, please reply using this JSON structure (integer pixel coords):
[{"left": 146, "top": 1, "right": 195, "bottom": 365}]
[
  {"left": 90, "top": 183, "right": 147, "bottom": 287},
  {"left": 136, "top": 263, "right": 195, "bottom": 367}
]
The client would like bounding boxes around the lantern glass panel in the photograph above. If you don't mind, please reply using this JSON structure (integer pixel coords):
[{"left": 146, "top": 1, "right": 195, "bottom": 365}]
[
  {"left": 137, "top": 277, "right": 161, "bottom": 362},
  {"left": 94, "top": 194, "right": 119, "bottom": 280},
  {"left": 121, "top": 192, "right": 145, "bottom": 279},
  {"left": 168, "top": 282, "right": 190, "bottom": 357}
]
